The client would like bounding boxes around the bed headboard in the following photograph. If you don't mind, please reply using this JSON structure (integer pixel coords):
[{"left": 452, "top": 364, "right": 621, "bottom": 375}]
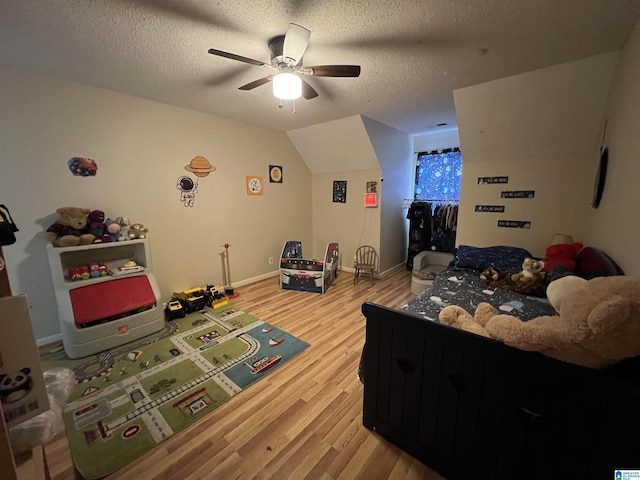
[{"left": 574, "top": 247, "right": 624, "bottom": 279}]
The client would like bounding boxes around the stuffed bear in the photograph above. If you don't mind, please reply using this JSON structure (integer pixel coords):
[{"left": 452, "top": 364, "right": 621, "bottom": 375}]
[
  {"left": 0, "top": 367, "right": 32, "bottom": 404},
  {"left": 440, "top": 275, "right": 640, "bottom": 369},
  {"left": 129, "top": 223, "right": 149, "bottom": 239},
  {"left": 88, "top": 209, "right": 111, "bottom": 243},
  {"left": 45, "top": 207, "right": 96, "bottom": 247}
]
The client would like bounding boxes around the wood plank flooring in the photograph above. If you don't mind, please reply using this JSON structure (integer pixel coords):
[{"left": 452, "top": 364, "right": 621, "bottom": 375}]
[{"left": 43, "top": 268, "right": 446, "bottom": 480}]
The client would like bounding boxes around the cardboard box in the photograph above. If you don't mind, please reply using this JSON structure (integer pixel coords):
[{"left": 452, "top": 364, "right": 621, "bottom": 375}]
[{"left": 0, "top": 296, "right": 49, "bottom": 428}]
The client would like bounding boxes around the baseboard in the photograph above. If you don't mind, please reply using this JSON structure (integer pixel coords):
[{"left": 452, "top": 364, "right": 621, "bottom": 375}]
[
  {"left": 233, "top": 270, "right": 280, "bottom": 288},
  {"left": 378, "top": 262, "right": 405, "bottom": 278},
  {"left": 339, "top": 262, "right": 405, "bottom": 279},
  {"left": 37, "top": 332, "right": 62, "bottom": 347}
]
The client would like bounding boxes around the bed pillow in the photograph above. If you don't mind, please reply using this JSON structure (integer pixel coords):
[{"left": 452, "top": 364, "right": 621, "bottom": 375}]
[{"left": 450, "top": 245, "right": 534, "bottom": 271}]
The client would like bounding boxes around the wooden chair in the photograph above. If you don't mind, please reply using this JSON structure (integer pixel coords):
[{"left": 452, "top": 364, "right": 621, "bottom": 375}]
[{"left": 354, "top": 245, "right": 378, "bottom": 284}]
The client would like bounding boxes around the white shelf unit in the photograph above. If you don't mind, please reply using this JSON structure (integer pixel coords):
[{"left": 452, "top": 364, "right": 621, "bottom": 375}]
[{"left": 46, "top": 239, "right": 164, "bottom": 358}]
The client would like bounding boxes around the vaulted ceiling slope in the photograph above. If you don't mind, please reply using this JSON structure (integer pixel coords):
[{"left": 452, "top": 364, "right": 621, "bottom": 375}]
[{"left": 1, "top": 1, "right": 639, "bottom": 135}]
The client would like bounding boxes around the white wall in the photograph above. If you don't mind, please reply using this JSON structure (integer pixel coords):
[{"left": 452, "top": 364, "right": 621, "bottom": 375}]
[
  {"left": 311, "top": 169, "right": 381, "bottom": 269},
  {"left": 583, "top": 20, "right": 640, "bottom": 274},
  {"left": 413, "top": 129, "right": 461, "bottom": 153},
  {"left": 362, "top": 117, "right": 413, "bottom": 272},
  {"left": 287, "top": 116, "right": 380, "bottom": 174},
  {"left": 0, "top": 65, "right": 312, "bottom": 341},
  {"left": 287, "top": 116, "right": 383, "bottom": 266},
  {"left": 453, "top": 53, "right": 618, "bottom": 257},
  {"left": 288, "top": 115, "right": 412, "bottom": 273}
]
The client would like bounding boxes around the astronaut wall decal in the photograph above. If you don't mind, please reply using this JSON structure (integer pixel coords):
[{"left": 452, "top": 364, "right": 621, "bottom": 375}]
[{"left": 176, "top": 156, "right": 216, "bottom": 207}]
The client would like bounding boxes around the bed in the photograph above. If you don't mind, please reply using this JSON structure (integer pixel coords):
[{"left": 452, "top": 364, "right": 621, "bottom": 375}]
[{"left": 361, "top": 245, "right": 639, "bottom": 480}]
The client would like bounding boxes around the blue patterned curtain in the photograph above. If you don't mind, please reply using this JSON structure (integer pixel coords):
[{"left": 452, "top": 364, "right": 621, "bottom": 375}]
[{"left": 414, "top": 149, "right": 462, "bottom": 201}]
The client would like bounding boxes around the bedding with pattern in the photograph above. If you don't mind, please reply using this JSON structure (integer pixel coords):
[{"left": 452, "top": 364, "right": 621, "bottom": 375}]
[
  {"left": 403, "top": 244, "right": 623, "bottom": 322},
  {"left": 405, "top": 265, "right": 557, "bottom": 321}
]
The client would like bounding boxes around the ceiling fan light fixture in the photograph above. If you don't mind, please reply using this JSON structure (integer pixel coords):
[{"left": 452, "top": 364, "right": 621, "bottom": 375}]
[{"left": 273, "top": 72, "right": 302, "bottom": 100}]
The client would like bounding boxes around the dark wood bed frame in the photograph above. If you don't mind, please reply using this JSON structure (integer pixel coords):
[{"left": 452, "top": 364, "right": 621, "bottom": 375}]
[{"left": 361, "top": 301, "right": 640, "bottom": 480}]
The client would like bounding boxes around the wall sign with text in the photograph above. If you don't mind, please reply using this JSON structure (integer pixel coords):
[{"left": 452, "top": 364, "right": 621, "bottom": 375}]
[
  {"left": 475, "top": 205, "right": 505, "bottom": 213},
  {"left": 498, "top": 220, "right": 531, "bottom": 229},
  {"left": 478, "top": 176, "right": 508, "bottom": 184},
  {"left": 501, "top": 190, "right": 535, "bottom": 199}
]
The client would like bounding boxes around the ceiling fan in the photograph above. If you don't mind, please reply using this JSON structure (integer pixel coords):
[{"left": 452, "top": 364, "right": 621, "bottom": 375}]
[{"left": 208, "top": 23, "right": 361, "bottom": 100}]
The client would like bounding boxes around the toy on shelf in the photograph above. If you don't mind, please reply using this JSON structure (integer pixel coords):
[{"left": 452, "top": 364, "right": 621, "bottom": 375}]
[
  {"left": 45, "top": 207, "right": 96, "bottom": 247},
  {"left": 88, "top": 209, "right": 111, "bottom": 243},
  {"left": 280, "top": 240, "right": 339, "bottom": 294},
  {"left": 114, "top": 216, "right": 131, "bottom": 241},
  {"left": 69, "top": 263, "right": 107, "bottom": 280},
  {"left": 105, "top": 218, "right": 121, "bottom": 242},
  {"left": 108, "top": 260, "right": 145, "bottom": 277},
  {"left": 129, "top": 223, "right": 149, "bottom": 239}
]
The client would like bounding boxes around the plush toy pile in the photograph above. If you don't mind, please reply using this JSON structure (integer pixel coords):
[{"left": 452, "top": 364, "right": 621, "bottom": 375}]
[
  {"left": 45, "top": 207, "right": 150, "bottom": 247},
  {"left": 440, "top": 275, "right": 640, "bottom": 369},
  {"left": 480, "top": 257, "right": 545, "bottom": 297}
]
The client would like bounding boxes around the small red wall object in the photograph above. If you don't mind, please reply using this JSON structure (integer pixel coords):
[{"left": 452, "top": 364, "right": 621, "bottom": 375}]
[{"left": 365, "top": 193, "right": 378, "bottom": 207}]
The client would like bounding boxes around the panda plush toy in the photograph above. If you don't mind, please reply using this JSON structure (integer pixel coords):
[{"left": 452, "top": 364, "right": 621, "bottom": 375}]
[{"left": 0, "top": 367, "right": 33, "bottom": 404}]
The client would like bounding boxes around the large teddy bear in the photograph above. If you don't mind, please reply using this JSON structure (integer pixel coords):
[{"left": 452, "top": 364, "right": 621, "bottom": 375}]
[
  {"left": 439, "top": 275, "right": 640, "bottom": 369},
  {"left": 45, "top": 207, "right": 96, "bottom": 247}
]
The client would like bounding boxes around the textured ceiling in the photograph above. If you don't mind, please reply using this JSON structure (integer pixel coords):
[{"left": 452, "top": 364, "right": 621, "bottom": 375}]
[{"left": 1, "top": 0, "right": 639, "bottom": 135}]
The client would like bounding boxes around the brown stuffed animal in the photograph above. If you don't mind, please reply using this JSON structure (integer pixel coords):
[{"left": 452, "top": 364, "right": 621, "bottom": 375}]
[
  {"left": 45, "top": 207, "right": 96, "bottom": 247},
  {"left": 440, "top": 275, "right": 640, "bottom": 369},
  {"left": 128, "top": 223, "right": 149, "bottom": 239},
  {"left": 511, "top": 258, "right": 545, "bottom": 290},
  {"left": 479, "top": 258, "right": 546, "bottom": 297}
]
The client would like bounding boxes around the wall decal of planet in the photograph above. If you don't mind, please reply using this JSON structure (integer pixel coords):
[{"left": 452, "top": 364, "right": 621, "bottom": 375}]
[{"left": 184, "top": 156, "right": 216, "bottom": 177}]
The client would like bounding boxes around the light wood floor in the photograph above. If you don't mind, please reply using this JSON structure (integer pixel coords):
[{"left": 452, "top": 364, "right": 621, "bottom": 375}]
[{"left": 43, "top": 268, "right": 446, "bottom": 480}]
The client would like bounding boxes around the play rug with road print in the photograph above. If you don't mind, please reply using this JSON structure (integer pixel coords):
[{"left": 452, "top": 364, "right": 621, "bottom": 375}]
[{"left": 53, "top": 305, "right": 309, "bottom": 479}]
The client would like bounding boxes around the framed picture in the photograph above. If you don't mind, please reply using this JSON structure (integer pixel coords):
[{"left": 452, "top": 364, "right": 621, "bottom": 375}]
[
  {"left": 246, "top": 176, "right": 263, "bottom": 195},
  {"left": 269, "top": 165, "right": 283, "bottom": 183},
  {"left": 333, "top": 180, "right": 347, "bottom": 203}
]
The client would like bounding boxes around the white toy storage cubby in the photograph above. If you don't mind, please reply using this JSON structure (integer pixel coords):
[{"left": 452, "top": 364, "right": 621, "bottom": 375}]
[{"left": 46, "top": 238, "right": 164, "bottom": 359}]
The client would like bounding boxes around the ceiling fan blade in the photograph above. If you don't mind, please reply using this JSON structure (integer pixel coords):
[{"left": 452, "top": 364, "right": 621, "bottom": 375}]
[
  {"left": 300, "top": 78, "right": 318, "bottom": 100},
  {"left": 283, "top": 23, "right": 310, "bottom": 64},
  {"left": 309, "top": 65, "right": 361, "bottom": 77},
  {"left": 208, "top": 48, "right": 266, "bottom": 67},
  {"left": 238, "top": 76, "right": 274, "bottom": 91},
  {"left": 202, "top": 65, "right": 248, "bottom": 87}
]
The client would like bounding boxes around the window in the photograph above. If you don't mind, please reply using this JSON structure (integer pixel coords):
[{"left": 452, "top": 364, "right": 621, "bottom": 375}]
[{"left": 414, "top": 148, "right": 462, "bottom": 201}]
